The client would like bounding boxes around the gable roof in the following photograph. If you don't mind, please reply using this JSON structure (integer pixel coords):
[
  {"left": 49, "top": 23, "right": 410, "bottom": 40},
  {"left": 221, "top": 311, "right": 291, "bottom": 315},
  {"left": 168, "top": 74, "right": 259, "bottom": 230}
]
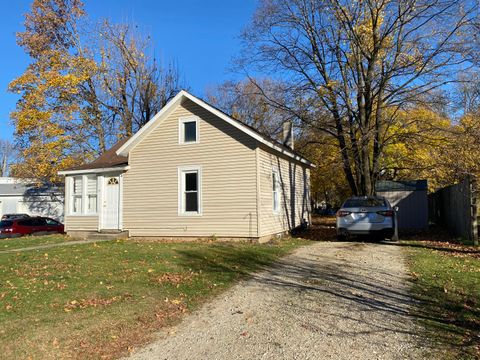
[
  {"left": 59, "top": 138, "right": 129, "bottom": 174},
  {"left": 116, "top": 90, "right": 314, "bottom": 167}
]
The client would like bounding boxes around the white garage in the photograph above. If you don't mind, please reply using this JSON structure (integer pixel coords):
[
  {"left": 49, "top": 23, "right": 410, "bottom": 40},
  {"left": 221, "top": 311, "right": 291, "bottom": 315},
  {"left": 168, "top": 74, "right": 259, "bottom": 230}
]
[{"left": 0, "top": 177, "right": 64, "bottom": 221}]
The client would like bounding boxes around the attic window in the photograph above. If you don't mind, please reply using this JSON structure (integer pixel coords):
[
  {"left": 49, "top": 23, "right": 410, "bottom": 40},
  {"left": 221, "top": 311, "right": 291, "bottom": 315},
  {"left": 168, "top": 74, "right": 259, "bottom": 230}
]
[{"left": 179, "top": 116, "right": 199, "bottom": 144}]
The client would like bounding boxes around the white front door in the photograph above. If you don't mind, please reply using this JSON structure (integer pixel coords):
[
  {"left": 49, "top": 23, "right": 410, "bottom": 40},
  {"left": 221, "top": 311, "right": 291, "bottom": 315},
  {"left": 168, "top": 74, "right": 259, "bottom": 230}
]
[{"left": 103, "top": 176, "right": 120, "bottom": 229}]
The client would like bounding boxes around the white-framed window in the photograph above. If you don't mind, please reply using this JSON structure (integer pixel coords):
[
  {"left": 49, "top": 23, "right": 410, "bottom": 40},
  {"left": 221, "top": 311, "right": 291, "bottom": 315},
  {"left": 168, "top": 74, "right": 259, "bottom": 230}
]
[
  {"left": 272, "top": 167, "right": 280, "bottom": 214},
  {"left": 72, "top": 176, "right": 83, "bottom": 214},
  {"left": 86, "top": 175, "right": 97, "bottom": 214},
  {"left": 178, "top": 166, "right": 202, "bottom": 215},
  {"left": 179, "top": 116, "right": 199, "bottom": 144},
  {"left": 69, "top": 175, "right": 98, "bottom": 215}
]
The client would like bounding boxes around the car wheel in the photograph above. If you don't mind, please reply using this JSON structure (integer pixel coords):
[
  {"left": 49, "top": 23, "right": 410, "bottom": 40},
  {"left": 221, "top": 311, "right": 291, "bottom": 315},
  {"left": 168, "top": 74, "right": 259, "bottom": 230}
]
[{"left": 337, "top": 234, "right": 347, "bottom": 241}]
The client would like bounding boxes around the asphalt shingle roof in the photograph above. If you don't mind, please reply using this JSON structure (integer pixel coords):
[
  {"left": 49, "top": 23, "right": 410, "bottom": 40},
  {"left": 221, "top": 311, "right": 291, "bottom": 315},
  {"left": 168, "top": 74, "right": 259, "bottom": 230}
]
[{"left": 66, "top": 138, "right": 129, "bottom": 171}]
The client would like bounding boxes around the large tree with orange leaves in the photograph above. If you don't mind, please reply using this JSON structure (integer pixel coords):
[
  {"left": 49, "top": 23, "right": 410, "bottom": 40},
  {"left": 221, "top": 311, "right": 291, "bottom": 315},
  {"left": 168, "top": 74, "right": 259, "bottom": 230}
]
[
  {"left": 9, "top": 0, "right": 183, "bottom": 183},
  {"left": 9, "top": 0, "right": 93, "bottom": 183}
]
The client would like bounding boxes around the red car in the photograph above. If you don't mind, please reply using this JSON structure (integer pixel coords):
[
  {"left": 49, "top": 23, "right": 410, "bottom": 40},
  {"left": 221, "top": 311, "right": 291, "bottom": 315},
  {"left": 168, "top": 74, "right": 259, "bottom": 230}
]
[{"left": 0, "top": 217, "right": 64, "bottom": 238}]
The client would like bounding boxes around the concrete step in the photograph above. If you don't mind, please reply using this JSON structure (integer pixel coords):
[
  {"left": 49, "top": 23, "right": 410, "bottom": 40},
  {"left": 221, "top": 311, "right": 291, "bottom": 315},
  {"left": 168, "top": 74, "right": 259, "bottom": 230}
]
[{"left": 87, "top": 231, "right": 129, "bottom": 241}]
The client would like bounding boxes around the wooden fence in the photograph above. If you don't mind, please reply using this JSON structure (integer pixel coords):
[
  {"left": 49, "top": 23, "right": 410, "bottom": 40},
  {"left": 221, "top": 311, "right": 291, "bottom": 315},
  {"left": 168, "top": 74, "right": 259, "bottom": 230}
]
[{"left": 429, "top": 177, "right": 478, "bottom": 245}]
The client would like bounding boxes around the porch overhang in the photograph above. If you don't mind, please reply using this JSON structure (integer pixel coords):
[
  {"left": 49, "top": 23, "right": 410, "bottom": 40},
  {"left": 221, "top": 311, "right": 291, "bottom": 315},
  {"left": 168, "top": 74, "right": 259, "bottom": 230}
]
[{"left": 58, "top": 166, "right": 130, "bottom": 176}]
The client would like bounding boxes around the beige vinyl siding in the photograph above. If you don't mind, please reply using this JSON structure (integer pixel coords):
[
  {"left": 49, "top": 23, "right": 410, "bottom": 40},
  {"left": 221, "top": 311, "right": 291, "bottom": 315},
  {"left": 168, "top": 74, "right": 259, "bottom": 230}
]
[
  {"left": 65, "top": 216, "right": 99, "bottom": 231},
  {"left": 258, "top": 146, "right": 311, "bottom": 237},
  {"left": 123, "top": 99, "right": 258, "bottom": 238}
]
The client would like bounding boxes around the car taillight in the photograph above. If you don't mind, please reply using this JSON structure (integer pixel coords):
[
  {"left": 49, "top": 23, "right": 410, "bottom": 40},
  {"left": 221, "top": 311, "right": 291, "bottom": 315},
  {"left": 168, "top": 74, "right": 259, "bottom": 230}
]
[
  {"left": 377, "top": 210, "right": 394, "bottom": 217},
  {"left": 336, "top": 210, "right": 351, "bottom": 217}
]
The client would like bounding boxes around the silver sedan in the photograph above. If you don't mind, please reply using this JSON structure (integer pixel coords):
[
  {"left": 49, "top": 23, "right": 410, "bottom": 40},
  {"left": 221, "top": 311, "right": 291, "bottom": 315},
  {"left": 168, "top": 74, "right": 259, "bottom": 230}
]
[{"left": 336, "top": 196, "right": 397, "bottom": 241}]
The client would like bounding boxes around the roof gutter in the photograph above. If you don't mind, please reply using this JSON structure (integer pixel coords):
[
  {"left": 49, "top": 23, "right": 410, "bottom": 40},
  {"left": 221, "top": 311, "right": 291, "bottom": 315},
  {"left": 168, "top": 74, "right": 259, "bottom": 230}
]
[{"left": 58, "top": 165, "right": 130, "bottom": 176}]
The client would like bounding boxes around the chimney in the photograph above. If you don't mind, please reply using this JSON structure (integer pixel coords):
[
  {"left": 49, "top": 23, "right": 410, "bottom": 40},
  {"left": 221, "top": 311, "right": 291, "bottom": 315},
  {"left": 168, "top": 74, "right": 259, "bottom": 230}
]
[{"left": 282, "top": 121, "right": 294, "bottom": 149}]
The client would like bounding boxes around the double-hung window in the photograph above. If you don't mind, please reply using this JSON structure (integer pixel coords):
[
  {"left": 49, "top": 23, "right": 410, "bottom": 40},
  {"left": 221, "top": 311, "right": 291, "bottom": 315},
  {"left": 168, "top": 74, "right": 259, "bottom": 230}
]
[
  {"left": 72, "top": 176, "right": 83, "bottom": 214},
  {"left": 70, "top": 175, "right": 98, "bottom": 215},
  {"left": 272, "top": 168, "right": 280, "bottom": 213},
  {"left": 179, "top": 116, "right": 199, "bottom": 144},
  {"left": 86, "top": 175, "right": 97, "bottom": 214},
  {"left": 179, "top": 167, "right": 202, "bottom": 215}
]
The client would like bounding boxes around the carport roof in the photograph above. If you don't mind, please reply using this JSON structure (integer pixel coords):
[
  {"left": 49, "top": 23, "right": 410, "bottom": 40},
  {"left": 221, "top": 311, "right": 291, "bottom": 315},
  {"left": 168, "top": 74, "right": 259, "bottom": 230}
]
[{"left": 0, "top": 182, "right": 61, "bottom": 196}]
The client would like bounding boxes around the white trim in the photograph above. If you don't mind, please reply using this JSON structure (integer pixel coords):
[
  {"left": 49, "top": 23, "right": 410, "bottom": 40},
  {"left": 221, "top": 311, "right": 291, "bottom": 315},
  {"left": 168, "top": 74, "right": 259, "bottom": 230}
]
[
  {"left": 178, "top": 116, "right": 200, "bottom": 145},
  {"left": 70, "top": 176, "right": 83, "bottom": 215},
  {"left": 101, "top": 174, "right": 121, "bottom": 229},
  {"left": 97, "top": 175, "right": 104, "bottom": 231},
  {"left": 255, "top": 148, "right": 262, "bottom": 237},
  {"left": 58, "top": 166, "right": 130, "bottom": 176},
  {"left": 119, "top": 173, "right": 124, "bottom": 230},
  {"left": 67, "top": 175, "right": 100, "bottom": 217},
  {"left": 85, "top": 174, "right": 98, "bottom": 215},
  {"left": 81, "top": 175, "right": 88, "bottom": 214},
  {"left": 177, "top": 165, "right": 202, "bottom": 216},
  {"left": 116, "top": 90, "right": 314, "bottom": 167}
]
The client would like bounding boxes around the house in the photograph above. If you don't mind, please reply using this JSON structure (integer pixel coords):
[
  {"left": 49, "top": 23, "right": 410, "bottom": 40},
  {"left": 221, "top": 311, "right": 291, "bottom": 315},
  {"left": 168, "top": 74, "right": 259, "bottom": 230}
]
[
  {"left": 0, "top": 177, "right": 64, "bottom": 221},
  {"left": 58, "top": 91, "right": 314, "bottom": 242}
]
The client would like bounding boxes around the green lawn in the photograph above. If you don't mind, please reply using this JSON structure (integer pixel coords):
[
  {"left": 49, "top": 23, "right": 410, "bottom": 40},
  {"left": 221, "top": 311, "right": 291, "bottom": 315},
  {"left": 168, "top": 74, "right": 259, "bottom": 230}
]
[
  {"left": 404, "top": 240, "right": 480, "bottom": 359},
  {"left": 0, "top": 234, "right": 72, "bottom": 251},
  {"left": 0, "top": 236, "right": 311, "bottom": 359}
]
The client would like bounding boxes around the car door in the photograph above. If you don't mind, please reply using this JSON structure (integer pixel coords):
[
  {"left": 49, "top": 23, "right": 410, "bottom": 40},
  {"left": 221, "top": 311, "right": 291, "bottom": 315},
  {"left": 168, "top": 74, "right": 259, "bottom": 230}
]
[
  {"left": 32, "top": 218, "right": 47, "bottom": 234},
  {"left": 44, "top": 218, "right": 61, "bottom": 233},
  {"left": 17, "top": 219, "right": 34, "bottom": 235}
]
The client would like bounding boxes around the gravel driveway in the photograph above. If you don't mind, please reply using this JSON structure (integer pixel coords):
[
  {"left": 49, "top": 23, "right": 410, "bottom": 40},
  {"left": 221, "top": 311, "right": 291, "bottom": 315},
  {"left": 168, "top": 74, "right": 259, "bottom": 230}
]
[{"left": 129, "top": 241, "right": 427, "bottom": 360}]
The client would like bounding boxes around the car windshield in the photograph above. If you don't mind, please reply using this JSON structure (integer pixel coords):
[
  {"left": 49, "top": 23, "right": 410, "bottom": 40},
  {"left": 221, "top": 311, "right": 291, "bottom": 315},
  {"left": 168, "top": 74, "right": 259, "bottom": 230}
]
[
  {"left": 0, "top": 220, "right": 13, "bottom": 228},
  {"left": 343, "top": 198, "right": 386, "bottom": 208}
]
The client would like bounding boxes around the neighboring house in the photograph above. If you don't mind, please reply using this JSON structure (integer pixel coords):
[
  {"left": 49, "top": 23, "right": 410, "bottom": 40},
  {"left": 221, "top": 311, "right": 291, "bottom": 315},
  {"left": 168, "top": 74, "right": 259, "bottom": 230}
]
[
  {"left": 58, "top": 90, "right": 314, "bottom": 242},
  {"left": 0, "top": 177, "right": 64, "bottom": 221}
]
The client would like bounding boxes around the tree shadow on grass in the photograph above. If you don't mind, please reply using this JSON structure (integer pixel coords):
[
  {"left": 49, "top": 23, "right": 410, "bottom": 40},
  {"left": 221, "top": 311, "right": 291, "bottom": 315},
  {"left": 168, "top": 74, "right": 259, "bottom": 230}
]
[{"left": 174, "top": 242, "right": 478, "bottom": 358}]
